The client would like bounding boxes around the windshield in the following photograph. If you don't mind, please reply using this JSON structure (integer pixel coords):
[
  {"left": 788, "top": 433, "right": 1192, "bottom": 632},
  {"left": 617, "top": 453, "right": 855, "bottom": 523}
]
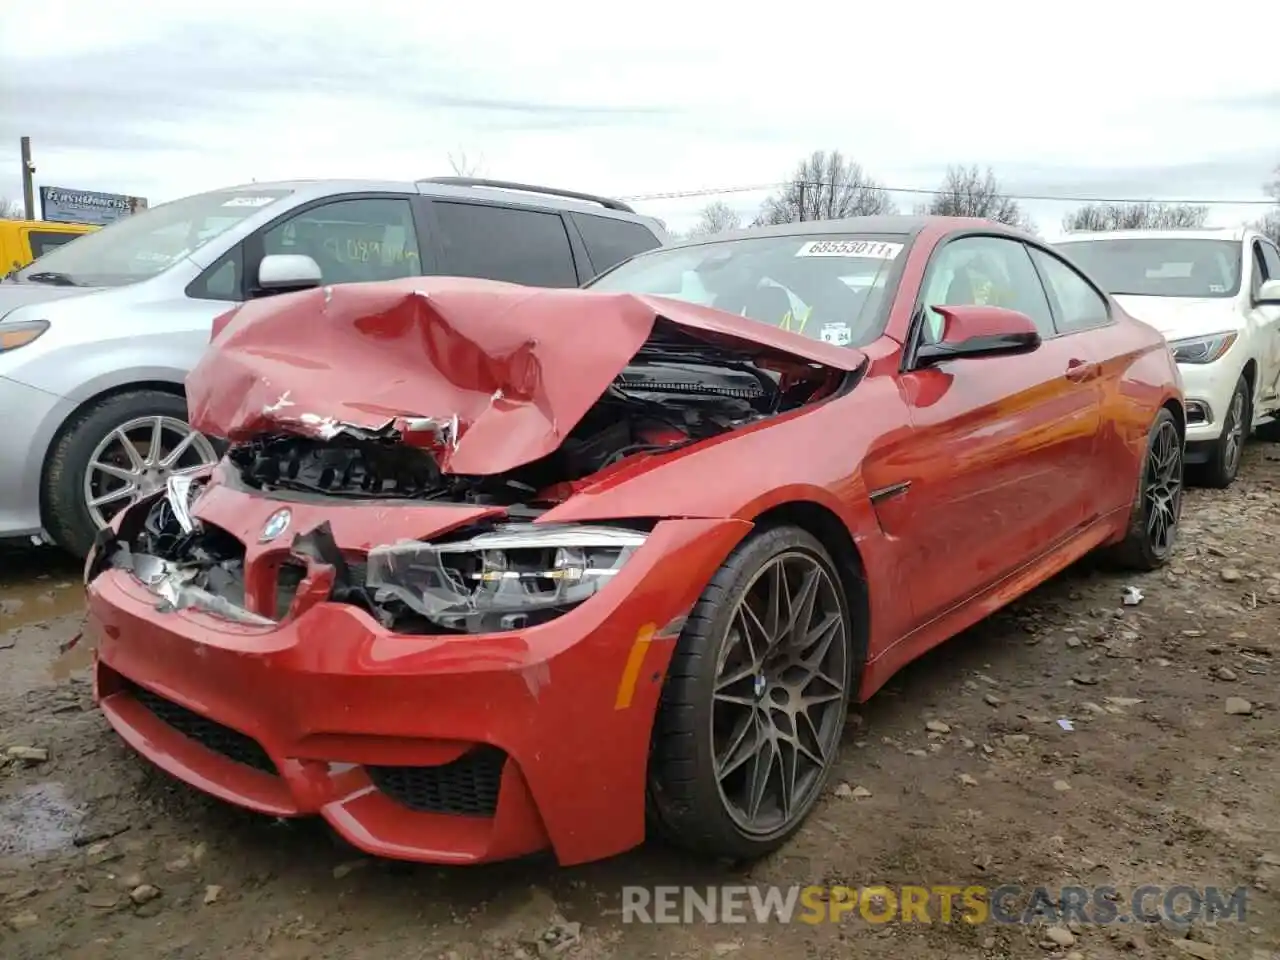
[
  {"left": 14, "top": 188, "right": 293, "bottom": 288},
  {"left": 1057, "top": 238, "right": 1242, "bottom": 299},
  {"left": 585, "top": 233, "right": 909, "bottom": 349}
]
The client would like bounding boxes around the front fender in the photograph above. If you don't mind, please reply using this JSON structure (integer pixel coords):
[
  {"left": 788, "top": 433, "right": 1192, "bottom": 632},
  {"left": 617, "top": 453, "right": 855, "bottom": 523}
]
[{"left": 537, "top": 394, "right": 897, "bottom": 573}]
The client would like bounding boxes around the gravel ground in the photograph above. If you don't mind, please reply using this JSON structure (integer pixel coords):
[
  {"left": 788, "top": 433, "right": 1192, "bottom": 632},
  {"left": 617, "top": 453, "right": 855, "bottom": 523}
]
[{"left": 1, "top": 443, "right": 1279, "bottom": 960}]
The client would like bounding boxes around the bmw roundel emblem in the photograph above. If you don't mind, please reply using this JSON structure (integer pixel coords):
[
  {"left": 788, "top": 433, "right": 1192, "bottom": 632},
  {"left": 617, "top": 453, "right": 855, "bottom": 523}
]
[{"left": 259, "top": 508, "right": 292, "bottom": 542}]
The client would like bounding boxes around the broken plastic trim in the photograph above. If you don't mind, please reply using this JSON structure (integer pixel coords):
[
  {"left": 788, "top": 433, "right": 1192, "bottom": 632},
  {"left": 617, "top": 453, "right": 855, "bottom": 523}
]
[
  {"left": 165, "top": 474, "right": 199, "bottom": 534},
  {"left": 264, "top": 408, "right": 461, "bottom": 452},
  {"left": 365, "top": 524, "right": 647, "bottom": 634},
  {"left": 107, "top": 542, "right": 275, "bottom": 626}
]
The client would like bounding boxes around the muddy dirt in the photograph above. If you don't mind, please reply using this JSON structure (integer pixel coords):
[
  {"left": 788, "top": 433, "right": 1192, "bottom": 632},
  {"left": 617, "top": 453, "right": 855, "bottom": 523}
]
[{"left": 2, "top": 446, "right": 1280, "bottom": 960}]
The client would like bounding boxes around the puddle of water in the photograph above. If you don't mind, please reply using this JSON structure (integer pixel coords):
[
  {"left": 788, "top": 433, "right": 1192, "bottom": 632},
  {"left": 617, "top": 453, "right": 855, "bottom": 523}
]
[
  {"left": 0, "top": 781, "right": 85, "bottom": 857},
  {"left": 0, "top": 543, "right": 86, "bottom": 630}
]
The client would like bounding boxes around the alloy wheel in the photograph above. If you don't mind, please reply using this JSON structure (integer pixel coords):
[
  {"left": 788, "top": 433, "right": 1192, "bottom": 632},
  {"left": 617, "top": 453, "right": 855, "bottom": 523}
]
[
  {"left": 1145, "top": 418, "right": 1183, "bottom": 556},
  {"left": 1222, "top": 389, "right": 1245, "bottom": 478},
  {"left": 711, "top": 551, "right": 848, "bottom": 838},
  {"left": 82, "top": 416, "right": 218, "bottom": 529}
]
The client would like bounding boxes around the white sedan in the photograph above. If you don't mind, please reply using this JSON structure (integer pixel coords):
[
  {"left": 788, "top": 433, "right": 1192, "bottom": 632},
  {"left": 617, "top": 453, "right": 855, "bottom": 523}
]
[{"left": 1056, "top": 227, "right": 1280, "bottom": 487}]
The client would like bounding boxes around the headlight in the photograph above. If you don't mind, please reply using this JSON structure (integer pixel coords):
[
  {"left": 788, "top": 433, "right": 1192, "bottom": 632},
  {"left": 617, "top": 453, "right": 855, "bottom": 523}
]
[
  {"left": 1167, "top": 332, "right": 1237, "bottom": 364},
  {"left": 0, "top": 319, "right": 50, "bottom": 353},
  {"left": 365, "top": 523, "right": 647, "bottom": 633}
]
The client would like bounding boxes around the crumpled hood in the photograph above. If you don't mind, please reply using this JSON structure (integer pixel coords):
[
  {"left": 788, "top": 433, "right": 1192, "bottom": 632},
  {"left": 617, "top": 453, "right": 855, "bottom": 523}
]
[
  {"left": 186, "top": 277, "right": 865, "bottom": 476},
  {"left": 1113, "top": 294, "right": 1242, "bottom": 341}
]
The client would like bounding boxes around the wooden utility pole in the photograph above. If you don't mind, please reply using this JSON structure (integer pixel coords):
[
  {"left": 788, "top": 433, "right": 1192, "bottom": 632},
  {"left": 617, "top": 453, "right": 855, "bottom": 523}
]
[{"left": 20, "top": 137, "right": 35, "bottom": 219}]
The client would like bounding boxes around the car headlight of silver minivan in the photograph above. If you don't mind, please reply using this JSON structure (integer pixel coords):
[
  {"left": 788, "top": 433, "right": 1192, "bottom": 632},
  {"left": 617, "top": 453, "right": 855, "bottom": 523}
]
[{"left": 0, "top": 319, "right": 50, "bottom": 353}]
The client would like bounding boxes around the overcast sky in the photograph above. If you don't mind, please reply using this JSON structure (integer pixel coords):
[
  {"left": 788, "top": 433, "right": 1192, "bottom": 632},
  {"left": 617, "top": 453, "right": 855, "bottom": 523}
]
[{"left": 2, "top": 0, "right": 1278, "bottom": 237}]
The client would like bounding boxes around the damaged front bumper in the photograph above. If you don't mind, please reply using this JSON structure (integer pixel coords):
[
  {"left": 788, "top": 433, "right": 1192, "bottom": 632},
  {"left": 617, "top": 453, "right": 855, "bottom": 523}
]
[{"left": 84, "top": 482, "right": 751, "bottom": 865}]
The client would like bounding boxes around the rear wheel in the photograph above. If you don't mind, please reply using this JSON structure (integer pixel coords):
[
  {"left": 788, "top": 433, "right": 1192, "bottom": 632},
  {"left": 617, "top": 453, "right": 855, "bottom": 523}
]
[
  {"left": 44, "top": 391, "right": 219, "bottom": 557},
  {"left": 647, "top": 525, "right": 854, "bottom": 860},
  {"left": 1191, "top": 374, "right": 1248, "bottom": 488},
  {"left": 1104, "top": 407, "right": 1183, "bottom": 571}
]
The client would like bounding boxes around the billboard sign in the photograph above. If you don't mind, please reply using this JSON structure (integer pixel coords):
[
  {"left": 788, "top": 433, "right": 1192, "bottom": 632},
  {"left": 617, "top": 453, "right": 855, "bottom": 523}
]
[{"left": 39, "top": 186, "right": 148, "bottom": 226}]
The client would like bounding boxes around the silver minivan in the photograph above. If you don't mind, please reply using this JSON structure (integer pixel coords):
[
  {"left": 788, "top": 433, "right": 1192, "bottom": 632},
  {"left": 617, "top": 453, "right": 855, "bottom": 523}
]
[{"left": 0, "top": 177, "right": 667, "bottom": 555}]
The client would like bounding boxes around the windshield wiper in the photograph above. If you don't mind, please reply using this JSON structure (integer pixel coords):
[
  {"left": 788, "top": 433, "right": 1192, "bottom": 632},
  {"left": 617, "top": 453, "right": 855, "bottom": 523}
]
[{"left": 23, "top": 271, "right": 80, "bottom": 286}]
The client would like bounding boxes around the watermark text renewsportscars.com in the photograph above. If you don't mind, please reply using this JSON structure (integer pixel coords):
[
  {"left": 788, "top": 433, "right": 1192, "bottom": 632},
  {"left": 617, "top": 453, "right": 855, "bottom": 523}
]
[{"left": 621, "top": 884, "right": 1249, "bottom": 925}]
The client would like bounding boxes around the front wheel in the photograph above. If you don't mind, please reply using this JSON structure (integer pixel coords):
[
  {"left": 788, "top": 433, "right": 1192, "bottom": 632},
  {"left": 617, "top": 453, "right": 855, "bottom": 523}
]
[
  {"left": 647, "top": 525, "right": 855, "bottom": 860},
  {"left": 1191, "top": 374, "right": 1249, "bottom": 488},
  {"left": 44, "top": 390, "right": 220, "bottom": 558},
  {"left": 1104, "top": 407, "right": 1183, "bottom": 571}
]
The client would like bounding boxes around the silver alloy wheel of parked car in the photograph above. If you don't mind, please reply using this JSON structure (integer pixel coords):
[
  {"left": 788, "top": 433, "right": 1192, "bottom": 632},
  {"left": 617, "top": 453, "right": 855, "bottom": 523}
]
[
  {"left": 81, "top": 416, "right": 219, "bottom": 529},
  {"left": 1222, "top": 388, "right": 1246, "bottom": 479}
]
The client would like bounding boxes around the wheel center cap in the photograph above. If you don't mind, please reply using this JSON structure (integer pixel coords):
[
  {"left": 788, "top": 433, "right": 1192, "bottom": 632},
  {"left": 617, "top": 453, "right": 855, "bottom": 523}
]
[{"left": 753, "top": 674, "right": 767, "bottom": 699}]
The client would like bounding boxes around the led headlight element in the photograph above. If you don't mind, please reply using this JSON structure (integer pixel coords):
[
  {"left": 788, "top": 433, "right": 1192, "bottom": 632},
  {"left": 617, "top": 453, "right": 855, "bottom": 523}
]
[
  {"left": 1167, "top": 331, "right": 1237, "bottom": 364},
  {"left": 366, "top": 523, "right": 647, "bottom": 633}
]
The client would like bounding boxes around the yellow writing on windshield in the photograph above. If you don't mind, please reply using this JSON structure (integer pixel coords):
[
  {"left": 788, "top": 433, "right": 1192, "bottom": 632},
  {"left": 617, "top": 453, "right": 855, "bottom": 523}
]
[
  {"left": 322, "top": 235, "right": 419, "bottom": 265},
  {"left": 777, "top": 305, "right": 813, "bottom": 334}
]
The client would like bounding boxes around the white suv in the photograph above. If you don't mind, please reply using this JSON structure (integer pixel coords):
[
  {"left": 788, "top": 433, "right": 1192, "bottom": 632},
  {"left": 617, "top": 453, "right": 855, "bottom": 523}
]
[{"left": 1056, "top": 227, "right": 1280, "bottom": 487}]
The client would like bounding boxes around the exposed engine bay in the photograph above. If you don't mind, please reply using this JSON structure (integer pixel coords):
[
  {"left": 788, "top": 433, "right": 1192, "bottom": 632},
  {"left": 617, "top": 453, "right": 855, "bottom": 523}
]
[
  {"left": 224, "top": 336, "right": 844, "bottom": 507},
  {"left": 89, "top": 322, "right": 852, "bottom": 635}
]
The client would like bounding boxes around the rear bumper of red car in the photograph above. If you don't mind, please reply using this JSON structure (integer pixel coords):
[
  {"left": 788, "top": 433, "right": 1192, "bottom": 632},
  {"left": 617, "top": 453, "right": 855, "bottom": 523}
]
[{"left": 87, "top": 517, "right": 748, "bottom": 866}]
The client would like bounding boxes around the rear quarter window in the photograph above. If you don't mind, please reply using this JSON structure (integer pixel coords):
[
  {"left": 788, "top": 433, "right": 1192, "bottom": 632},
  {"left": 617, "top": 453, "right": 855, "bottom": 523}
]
[
  {"left": 433, "top": 202, "right": 579, "bottom": 288},
  {"left": 571, "top": 213, "right": 661, "bottom": 277}
]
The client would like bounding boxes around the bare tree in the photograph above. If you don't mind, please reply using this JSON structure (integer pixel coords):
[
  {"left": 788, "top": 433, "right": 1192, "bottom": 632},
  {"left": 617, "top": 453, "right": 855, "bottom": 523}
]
[
  {"left": 926, "top": 165, "right": 1030, "bottom": 229},
  {"left": 686, "top": 200, "right": 742, "bottom": 238},
  {"left": 0, "top": 196, "right": 22, "bottom": 219},
  {"left": 1256, "top": 210, "right": 1280, "bottom": 246},
  {"left": 447, "top": 147, "right": 485, "bottom": 177},
  {"left": 755, "top": 150, "right": 895, "bottom": 225},
  {"left": 1061, "top": 202, "right": 1209, "bottom": 232},
  {"left": 1258, "top": 164, "right": 1280, "bottom": 245}
]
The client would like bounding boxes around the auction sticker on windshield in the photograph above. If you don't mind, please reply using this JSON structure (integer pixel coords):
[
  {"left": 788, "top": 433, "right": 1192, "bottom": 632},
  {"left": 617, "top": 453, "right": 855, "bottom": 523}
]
[
  {"left": 221, "top": 196, "right": 278, "bottom": 208},
  {"left": 796, "top": 240, "right": 903, "bottom": 259}
]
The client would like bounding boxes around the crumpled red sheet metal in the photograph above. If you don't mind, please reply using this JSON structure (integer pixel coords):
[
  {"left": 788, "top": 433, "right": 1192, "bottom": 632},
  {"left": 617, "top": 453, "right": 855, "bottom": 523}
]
[{"left": 185, "top": 277, "right": 866, "bottom": 476}]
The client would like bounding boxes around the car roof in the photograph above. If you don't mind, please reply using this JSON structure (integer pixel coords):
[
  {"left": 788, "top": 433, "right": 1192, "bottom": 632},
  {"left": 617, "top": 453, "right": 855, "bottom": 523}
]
[
  {"left": 1057, "top": 226, "right": 1250, "bottom": 244},
  {"left": 202, "top": 177, "right": 667, "bottom": 236},
  {"left": 653, "top": 214, "right": 1025, "bottom": 252}
]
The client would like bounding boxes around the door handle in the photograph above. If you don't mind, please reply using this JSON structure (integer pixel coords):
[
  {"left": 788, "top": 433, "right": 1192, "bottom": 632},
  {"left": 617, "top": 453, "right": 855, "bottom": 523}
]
[{"left": 1065, "top": 359, "right": 1097, "bottom": 382}]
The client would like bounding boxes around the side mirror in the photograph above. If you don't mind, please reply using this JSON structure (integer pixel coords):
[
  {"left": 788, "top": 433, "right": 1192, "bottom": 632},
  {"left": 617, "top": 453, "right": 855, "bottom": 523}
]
[
  {"left": 255, "top": 254, "right": 322, "bottom": 295},
  {"left": 915, "top": 304, "right": 1041, "bottom": 366},
  {"left": 1256, "top": 278, "right": 1280, "bottom": 305}
]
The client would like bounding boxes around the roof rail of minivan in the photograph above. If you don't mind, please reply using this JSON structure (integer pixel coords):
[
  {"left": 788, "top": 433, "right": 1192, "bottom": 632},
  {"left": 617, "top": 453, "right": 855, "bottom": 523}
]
[{"left": 416, "top": 176, "right": 637, "bottom": 214}]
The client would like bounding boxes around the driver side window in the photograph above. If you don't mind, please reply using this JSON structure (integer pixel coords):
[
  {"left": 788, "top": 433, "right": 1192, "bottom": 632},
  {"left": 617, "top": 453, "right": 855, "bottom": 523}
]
[
  {"left": 260, "top": 197, "right": 421, "bottom": 286},
  {"left": 919, "top": 236, "right": 1055, "bottom": 343}
]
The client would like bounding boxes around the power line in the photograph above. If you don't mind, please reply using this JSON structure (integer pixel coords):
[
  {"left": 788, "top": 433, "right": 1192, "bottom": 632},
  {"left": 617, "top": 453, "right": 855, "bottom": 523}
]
[{"left": 619, "top": 180, "right": 1277, "bottom": 206}]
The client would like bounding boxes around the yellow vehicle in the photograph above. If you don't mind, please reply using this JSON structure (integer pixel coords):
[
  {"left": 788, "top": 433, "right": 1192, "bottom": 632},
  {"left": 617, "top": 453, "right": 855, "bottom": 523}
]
[{"left": 1, "top": 219, "right": 97, "bottom": 272}]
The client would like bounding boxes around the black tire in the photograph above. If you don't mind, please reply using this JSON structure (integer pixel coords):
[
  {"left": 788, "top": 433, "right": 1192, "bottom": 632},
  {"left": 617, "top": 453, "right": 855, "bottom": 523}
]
[
  {"left": 44, "top": 391, "right": 198, "bottom": 558},
  {"left": 646, "top": 525, "right": 856, "bottom": 861},
  {"left": 1191, "top": 375, "right": 1249, "bottom": 489},
  {"left": 1104, "top": 407, "right": 1183, "bottom": 571}
]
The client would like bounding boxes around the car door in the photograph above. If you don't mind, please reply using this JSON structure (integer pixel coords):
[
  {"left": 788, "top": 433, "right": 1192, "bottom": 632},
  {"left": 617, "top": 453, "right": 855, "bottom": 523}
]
[
  {"left": 424, "top": 200, "right": 582, "bottom": 287},
  {"left": 252, "top": 195, "right": 425, "bottom": 288},
  {"left": 182, "top": 194, "right": 427, "bottom": 372},
  {"left": 886, "top": 234, "right": 1103, "bottom": 626},
  {"left": 1025, "top": 244, "right": 1137, "bottom": 519},
  {"left": 1248, "top": 239, "right": 1280, "bottom": 414}
]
